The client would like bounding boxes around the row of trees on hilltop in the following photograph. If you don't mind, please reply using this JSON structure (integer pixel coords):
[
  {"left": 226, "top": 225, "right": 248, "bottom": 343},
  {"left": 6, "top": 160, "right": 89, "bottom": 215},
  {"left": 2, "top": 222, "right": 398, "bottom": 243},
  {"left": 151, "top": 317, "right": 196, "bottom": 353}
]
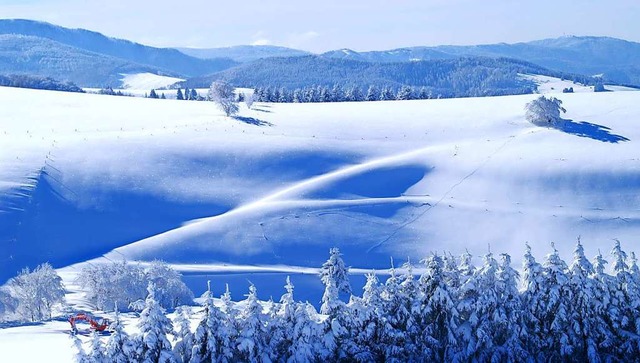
[
  {"left": 79, "top": 241, "right": 640, "bottom": 362},
  {"left": 252, "top": 84, "right": 439, "bottom": 103}
]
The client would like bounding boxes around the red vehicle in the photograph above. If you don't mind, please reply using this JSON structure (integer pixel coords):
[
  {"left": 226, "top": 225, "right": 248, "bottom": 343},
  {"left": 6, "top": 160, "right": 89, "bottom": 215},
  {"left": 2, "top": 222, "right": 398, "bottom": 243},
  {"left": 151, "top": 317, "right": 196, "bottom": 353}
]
[{"left": 68, "top": 313, "right": 112, "bottom": 334}]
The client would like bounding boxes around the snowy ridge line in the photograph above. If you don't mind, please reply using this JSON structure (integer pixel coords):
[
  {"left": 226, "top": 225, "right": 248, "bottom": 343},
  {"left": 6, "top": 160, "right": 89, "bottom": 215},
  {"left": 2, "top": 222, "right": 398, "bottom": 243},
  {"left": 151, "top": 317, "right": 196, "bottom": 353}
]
[
  {"left": 105, "top": 127, "right": 536, "bottom": 259},
  {"left": 102, "top": 143, "right": 441, "bottom": 256},
  {"left": 367, "top": 130, "right": 525, "bottom": 253}
]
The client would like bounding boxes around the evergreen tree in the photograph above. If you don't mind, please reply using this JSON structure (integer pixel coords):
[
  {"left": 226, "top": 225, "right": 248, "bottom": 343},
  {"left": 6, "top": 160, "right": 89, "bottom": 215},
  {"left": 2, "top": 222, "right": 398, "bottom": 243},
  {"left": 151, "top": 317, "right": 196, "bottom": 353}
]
[
  {"left": 104, "top": 308, "right": 135, "bottom": 363},
  {"left": 540, "top": 243, "right": 572, "bottom": 360},
  {"left": 380, "top": 86, "right": 395, "bottom": 101},
  {"left": 149, "top": 89, "right": 159, "bottom": 99},
  {"left": 416, "top": 254, "right": 459, "bottom": 362},
  {"left": 567, "top": 239, "right": 600, "bottom": 362},
  {"left": 71, "top": 333, "right": 91, "bottom": 363},
  {"left": 353, "top": 272, "right": 384, "bottom": 361},
  {"left": 396, "top": 85, "right": 413, "bottom": 100},
  {"left": 219, "top": 284, "right": 239, "bottom": 360},
  {"left": 190, "top": 282, "right": 228, "bottom": 363},
  {"left": 190, "top": 89, "right": 198, "bottom": 101},
  {"left": 365, "top": 85, "right": 379, "bottom": 101},
  {"left": 494, "top": 253, "right": 528, "bottom": 362},
  {"left": 319, "top": 247, "right": 352, "bottom": 295},
  {"left": 136, "top": 282, "right": 176, "bottom": 363},
  {"left": 173, "top": 306, "right": 194, "bottom": 363},
  {"left": 288, "top": 303, "right": 321, "bottom": 362},
  {"left": 292, "top": 89, "right": 303, "bottom": 103},
  {"left": 521, "top": 243, "right": 545, "bottom": 358},
  {"left": 379, "top": 260, "right": 412, "bottom": 361},
  {"left": 89, "top": 330, "right": 107, "bottom": 363},
  {"left": 610, "top": 240, "right": 640, "bottom": 356},
  {"left": 236, "top": 284, "right": 270, "bottom": 362},
  {"left": 176, "top": 89, "right": 184, "bottom": 100},
  {"left": 418, "top": 86, "right": 430, "bottom": 99},
  {"left": 331, "top": 84, "right": 344, "bottom": 102}
]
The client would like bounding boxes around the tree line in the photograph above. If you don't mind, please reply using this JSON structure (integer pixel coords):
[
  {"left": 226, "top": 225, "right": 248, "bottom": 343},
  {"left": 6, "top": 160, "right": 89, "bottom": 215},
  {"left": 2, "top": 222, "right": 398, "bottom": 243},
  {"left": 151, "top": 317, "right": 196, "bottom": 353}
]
[{"left": 76, "top": 241, "right": 640, "bottom": 362}]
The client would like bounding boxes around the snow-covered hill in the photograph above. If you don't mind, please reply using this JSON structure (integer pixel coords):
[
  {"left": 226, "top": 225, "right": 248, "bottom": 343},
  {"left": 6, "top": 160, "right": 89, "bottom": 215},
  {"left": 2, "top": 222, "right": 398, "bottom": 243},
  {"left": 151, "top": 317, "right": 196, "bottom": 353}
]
[
  {"left": 120, "top": 73, "right": 184, "bottom": 90},
  {"left": 1, "top": 86, "right": 639, "bottom": 302},
  {"left": 521, "top": 74, "right": 639, "bottom": 94}
]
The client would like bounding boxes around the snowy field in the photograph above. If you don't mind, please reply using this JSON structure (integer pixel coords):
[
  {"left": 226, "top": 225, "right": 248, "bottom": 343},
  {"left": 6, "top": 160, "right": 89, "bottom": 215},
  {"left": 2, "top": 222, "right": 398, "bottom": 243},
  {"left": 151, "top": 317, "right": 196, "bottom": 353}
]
[
  {"left": 521, "top": 74, "right": 639, "bottom": 94},
  {"left": 1, "top": 85, "right": 640, "bottom": 360}
]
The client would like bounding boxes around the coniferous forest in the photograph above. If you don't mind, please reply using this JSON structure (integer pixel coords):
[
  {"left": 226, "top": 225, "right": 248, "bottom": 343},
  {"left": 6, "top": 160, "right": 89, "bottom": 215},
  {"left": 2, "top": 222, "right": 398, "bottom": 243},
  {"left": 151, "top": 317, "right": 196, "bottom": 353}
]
[{"left": 76, "top": 241, "right": 640, "bottom": 363}]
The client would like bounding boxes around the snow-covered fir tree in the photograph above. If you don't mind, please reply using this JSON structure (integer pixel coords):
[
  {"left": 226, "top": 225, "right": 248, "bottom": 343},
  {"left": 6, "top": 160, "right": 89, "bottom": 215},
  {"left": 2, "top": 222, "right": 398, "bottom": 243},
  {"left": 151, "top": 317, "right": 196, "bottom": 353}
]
[
  {"left": 319, "top": 247, "right": 351, "bottom": 295},
  {"left": 236, "top": 284, "right": 270, "bottom": 362},
  {"left": 172, "top": 306, "right": 194, "bottom": 363},
  {"left": 89, "top": 330, "right": 106, "bottom": 363},
  {"left": 416, "top": 254, "right": 459, "bottom": 362},
  {"left": 104, "top": 308, "right": 135, "bottom": 363},
  {"left": 71, "top": 333, "right": 91, "bottom": 363},
  {"left": 136, "top": 282, "right": 176, "bottom": 363}
]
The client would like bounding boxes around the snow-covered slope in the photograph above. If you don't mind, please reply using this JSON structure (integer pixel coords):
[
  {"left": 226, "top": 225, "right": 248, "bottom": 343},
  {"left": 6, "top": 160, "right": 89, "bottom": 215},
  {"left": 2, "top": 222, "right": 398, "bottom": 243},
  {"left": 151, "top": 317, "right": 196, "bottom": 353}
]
[
  {"left": 1, "top": 87, "right": 639, "bottom": 299},
  {"left": 521, "top": 74, "right": 639, "bottom": 94},
  {"left": 120, "top": 73, "right": 184, "bottom": 90}
]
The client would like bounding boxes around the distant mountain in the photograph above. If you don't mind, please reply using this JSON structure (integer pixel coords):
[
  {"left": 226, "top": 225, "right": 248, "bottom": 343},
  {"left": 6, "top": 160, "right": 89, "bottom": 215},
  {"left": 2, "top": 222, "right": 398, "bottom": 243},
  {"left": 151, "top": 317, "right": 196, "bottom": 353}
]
[
  {"left": 0, "top": 19, "right": 238, "bottom": 77},
  {"left": 183, "top": 55, "right": 594, "bottom": 98},
  {"left": 0, "top": 34, "right": 166, "bottom": 87},
  {"left": 322, "top": 36, "right": 640, "bottom": 86},
  {"left": 177, "top": 45, "right": 310, "bottom": 62}
]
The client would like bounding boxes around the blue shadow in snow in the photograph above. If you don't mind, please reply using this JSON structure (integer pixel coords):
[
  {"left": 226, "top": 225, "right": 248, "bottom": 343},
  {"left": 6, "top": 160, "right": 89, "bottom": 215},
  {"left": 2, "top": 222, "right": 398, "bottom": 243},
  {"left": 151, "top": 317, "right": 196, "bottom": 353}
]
[
  {"left": 0, "top": 169, "right": 231, "bottom": 284},
  {"left": 556, "top": 119, "right": 629, "bottom": 143},
  {"left": 232, "top": 116, "right": 272, "bottom": 126},
  {"left": 307, "top": 164, "right": 429, "bottom": 200}
]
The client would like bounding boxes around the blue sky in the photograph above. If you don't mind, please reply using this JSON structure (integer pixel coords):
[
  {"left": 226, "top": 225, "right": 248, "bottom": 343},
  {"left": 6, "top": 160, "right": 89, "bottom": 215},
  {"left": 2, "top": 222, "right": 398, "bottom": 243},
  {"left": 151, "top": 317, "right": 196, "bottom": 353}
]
[{"left": 1, "top": 0, "right": 639, "bottom": 52}]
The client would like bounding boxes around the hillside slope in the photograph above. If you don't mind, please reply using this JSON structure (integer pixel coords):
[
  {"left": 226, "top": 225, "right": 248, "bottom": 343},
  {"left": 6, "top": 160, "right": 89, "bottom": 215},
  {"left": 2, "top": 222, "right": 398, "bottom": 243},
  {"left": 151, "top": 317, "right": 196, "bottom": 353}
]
[
  {"left": 323, "top": 36, "right": 640, "bottom": 86},
  {"left": 0, "top": 19, "right": 238, "bottom": 78},
  {"left": 0, "top": 34, "right": 167, "bottom": 86},
  {"left": 184, "top": 56, "right": 584, "bottom": 96},
  {"left": 1, "top": 87, "right": 639, "bottom": 298},
  {"left": 177, "top": 45, "right": 310, "bottom": 62}
]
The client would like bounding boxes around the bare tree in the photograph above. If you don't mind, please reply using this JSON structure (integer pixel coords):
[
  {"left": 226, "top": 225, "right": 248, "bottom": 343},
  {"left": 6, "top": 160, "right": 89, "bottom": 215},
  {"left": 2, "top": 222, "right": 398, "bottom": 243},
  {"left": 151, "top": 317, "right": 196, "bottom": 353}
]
[
  {"left": 208, "top": 81, "right": 239, "bottom": 117},
  {"left": 244, "top": 92, "right": 255, "bottom": 110},
  {"left": 525, "top": 95, "right": 566, "bottom": 126},
  {"left": 8, "top": 263, "right": 65, "bottom": 322}
]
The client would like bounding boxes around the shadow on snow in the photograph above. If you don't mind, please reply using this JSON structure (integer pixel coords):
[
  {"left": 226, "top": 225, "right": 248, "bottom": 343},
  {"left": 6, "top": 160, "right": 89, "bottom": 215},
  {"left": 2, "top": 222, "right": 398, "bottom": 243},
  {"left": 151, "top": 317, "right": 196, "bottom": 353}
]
[{"left": 556, "top": 119, "right": 630, "bottom": 143}]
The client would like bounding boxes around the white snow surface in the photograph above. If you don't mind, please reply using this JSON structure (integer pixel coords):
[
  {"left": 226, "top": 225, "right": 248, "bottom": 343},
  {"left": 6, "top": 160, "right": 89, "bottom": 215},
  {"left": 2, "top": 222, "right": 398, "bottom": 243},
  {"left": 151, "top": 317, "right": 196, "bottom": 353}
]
[
  {"left": 120, "top": 72, "right": 184, "bottom": 90},
  {"left": 521, "top": 74, "right": 639, "bottom": 94},
  {"left": 1, "top": 87, "right": 639, "bottom": 269},
  {"left": 1, "top": 85, "right": 640, "bottom": 361}
]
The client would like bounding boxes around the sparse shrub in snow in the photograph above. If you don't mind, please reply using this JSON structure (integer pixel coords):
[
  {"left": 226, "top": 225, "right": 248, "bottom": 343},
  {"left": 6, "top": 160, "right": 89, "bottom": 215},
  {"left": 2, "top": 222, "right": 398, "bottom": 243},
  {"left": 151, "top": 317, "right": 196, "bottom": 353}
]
[
  {"left": 77, "top": 260, "right": 193, "bottom": 312},
  {"left": 7, "top": 262, "right": 65, "bottom": 322},
  {"left": 525, "top": 95, "right": 566, "bottom": 126},
  {"left": 208, "top": 80, "right": 239, "bottom": 117}
]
